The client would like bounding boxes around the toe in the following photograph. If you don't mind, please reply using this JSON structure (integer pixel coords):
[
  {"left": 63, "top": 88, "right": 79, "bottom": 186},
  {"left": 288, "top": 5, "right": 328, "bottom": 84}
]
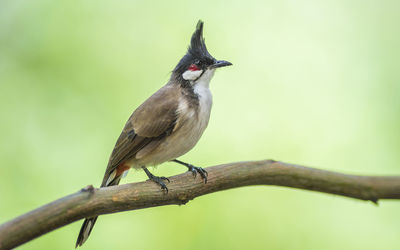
[
  {"left": 160, "top": 177, "right": 170, "bottom": 183},
  {"left": 191, "top": 169, "right": 197, "bottom": 178},
  {"left": 199, "top": 168, "right": 208, "bottom": 183},
  {"left": 160, "top": 184, "right": 168, "bottom": 194}
]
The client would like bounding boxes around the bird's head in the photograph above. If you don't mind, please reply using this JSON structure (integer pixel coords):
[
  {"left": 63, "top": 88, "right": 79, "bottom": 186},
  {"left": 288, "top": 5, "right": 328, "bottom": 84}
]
[{"left": 172, "top": 20, "right": 232, "bottom": 86}]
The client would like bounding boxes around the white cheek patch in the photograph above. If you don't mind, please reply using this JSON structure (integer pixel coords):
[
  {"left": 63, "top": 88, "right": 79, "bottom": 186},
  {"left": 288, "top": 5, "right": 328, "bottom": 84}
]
[{"left": 182, "top": 69, "right": 203, "bottom": 81}]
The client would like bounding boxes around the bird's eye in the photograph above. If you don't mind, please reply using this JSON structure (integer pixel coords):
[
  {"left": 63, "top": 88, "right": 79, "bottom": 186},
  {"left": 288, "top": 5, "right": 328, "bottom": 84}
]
[{"left": 188, "top": 64, "right": 201, "bottom": 71}]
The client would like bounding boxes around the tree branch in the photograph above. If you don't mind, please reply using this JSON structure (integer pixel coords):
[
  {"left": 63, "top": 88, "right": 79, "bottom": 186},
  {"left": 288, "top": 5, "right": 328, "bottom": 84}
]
[{"left": 1, "top": 160, "right": 400, "bottom": 249}]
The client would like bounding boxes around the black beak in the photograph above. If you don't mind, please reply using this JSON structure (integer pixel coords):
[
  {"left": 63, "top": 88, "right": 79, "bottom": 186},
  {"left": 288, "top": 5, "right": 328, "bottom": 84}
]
[{"left": 210, "top": 60, "right": 232, "bottom": 69}]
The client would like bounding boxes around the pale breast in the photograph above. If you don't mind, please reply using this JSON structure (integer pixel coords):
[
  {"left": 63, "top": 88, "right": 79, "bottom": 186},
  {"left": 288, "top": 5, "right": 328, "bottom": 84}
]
[{"left": 134, "top": 84, "right": 212, "bottom": 166}]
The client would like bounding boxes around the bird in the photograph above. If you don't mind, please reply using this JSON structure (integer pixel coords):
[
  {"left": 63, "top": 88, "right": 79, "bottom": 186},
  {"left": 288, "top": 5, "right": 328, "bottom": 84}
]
[{"left": 75, "top": 20, "right": 232, "bottom": 247}]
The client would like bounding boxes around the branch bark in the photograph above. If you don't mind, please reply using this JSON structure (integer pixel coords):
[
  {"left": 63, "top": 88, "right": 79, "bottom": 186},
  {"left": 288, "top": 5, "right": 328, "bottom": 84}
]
[{"left": 1, "top": 160, "right": 400, "bottom": 249}]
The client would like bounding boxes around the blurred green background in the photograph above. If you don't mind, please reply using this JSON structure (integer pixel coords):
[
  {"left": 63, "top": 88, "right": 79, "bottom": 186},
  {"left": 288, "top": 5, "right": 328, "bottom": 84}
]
[{"left": 1, "top": 0, "right": 400, "bottom": 249}]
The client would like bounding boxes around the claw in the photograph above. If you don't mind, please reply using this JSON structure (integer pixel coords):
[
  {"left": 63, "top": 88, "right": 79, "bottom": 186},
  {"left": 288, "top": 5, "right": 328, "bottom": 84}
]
[
  {"left": 172, "top": 160, "right": 208, "bottom": 184},
  {"left": 142, "top": 167, "right": 170, "bottom": 194},
  {"left": 189, "top": 166, "right": 198, "bottom": 178},
  {"left": 187, "top": 165, "right": 208, "bottom": 184},
  {"left": 160, "top": 176, "right": 170, "bottom": 183},
  {"left": 158, "top": 180, "right": 169, "bottom": 193},
  {"left": 149, "top": 176, "right": 169, "bottom": 193}
]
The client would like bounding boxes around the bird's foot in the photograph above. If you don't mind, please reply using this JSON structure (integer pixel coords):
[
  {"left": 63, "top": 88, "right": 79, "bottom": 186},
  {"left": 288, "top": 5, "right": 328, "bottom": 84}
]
[
  {"left": 148, "top": 175, "right": 170, "bottom": 193},
  {"left": 172, "top": 159, "right": 208, "bottom": 183},
  {"left": 187, "top": 164, "right": 208, "bottom": 183},
  {"left": 142, "top": 167, "right": 170, "bottom": 193}
]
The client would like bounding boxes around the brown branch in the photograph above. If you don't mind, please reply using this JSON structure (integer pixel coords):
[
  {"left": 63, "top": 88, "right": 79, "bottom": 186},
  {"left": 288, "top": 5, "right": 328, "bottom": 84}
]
[{"left": 1, "top": 160, "right": 400, "bottom": 249}]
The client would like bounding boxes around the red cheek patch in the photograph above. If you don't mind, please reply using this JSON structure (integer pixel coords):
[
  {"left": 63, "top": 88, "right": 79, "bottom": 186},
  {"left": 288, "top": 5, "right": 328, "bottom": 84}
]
[{"left": 188, "top": 64, "right": 200, "bottom": 71}]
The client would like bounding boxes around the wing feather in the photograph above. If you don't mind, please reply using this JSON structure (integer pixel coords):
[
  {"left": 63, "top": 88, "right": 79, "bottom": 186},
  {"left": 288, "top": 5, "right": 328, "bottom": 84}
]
[{"left": 101, "top": 85, "right": 180, "bottom": 186}]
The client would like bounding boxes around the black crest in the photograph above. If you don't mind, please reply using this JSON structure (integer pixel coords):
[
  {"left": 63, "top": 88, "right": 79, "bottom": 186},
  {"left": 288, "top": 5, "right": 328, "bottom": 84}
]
[
  {"left": 188, "top": 21, "right": 213, "bottom": 61},
  {"left": 172, "top": 20, "right": 216, "bottom": 77}
]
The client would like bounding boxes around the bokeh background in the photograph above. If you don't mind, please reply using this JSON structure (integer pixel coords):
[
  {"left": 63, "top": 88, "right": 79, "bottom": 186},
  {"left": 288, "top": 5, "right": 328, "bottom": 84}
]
[{"left": 1, "top": 0, "right": 400, "bottom": 249}]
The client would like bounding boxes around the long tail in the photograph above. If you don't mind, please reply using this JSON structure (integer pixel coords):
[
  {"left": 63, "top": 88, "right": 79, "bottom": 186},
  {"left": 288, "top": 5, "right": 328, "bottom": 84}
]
[
  {"left": 75, "top": 217, "right": 98, "bottom": 248},
  {"left": 75, "top": 165, "right": 129, "bottom": 247}
]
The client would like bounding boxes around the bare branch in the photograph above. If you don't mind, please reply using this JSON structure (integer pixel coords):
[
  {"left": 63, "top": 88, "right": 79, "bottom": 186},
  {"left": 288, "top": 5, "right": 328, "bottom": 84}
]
[{"left": 1, "top": 160, "right": 400, "bottom": 249}]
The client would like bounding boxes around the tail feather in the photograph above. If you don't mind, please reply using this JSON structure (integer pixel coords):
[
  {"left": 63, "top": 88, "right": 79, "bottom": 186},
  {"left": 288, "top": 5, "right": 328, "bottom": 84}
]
[
  {"left": 76, "top": 217, "right": 98, "bottom": 248},
  {"left": 76, "top": 167, "right": 128, "bottom": 247}
]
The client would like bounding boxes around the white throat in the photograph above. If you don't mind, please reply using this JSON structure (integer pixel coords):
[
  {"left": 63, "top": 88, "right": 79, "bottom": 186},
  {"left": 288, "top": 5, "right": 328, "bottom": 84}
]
[
  {"left": 181, "top": 68, "right": 215, "bottom": 111},
  {"left": 192, "top": 68, "right": 215, "bottom": 89},
  {"left": 193, "top": 69, "right": 214, "bottom": 118}
]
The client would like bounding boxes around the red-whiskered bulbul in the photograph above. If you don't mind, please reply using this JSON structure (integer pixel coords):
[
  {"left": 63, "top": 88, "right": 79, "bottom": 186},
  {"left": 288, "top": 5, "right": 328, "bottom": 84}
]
[{"left": 76, "top": 20, "right": 232, "bottom": 247}]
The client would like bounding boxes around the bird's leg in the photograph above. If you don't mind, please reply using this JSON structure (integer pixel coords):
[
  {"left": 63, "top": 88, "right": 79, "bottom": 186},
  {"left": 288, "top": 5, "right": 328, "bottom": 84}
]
[
  {"left": 142, "top": 167, "right": 170, "bottom": 193},
  {"left": 172, "top": 159, "right": 208, "bottom": 183}
]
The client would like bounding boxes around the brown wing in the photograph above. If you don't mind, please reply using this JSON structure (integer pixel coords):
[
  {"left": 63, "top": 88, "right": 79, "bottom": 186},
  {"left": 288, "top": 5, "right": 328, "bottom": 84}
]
[{"left": 101, "top": 85, "right": 180, "bottom": 186}]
